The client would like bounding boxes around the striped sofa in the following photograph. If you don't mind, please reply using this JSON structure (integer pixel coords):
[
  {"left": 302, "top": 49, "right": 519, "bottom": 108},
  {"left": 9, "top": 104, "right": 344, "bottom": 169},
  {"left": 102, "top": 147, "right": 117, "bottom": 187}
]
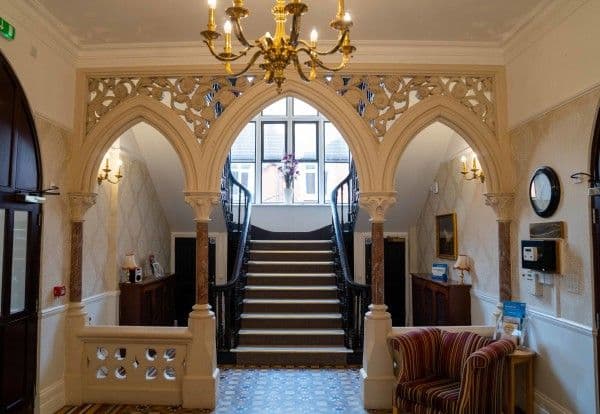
[{"left": 387, "top": 327, "right": 515, "bottom": 414}]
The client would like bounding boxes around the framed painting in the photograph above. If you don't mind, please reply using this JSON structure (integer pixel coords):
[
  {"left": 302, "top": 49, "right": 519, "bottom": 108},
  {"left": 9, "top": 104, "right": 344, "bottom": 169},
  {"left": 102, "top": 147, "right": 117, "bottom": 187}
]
[{"left": 436, "top": 213, "right": 457, "bottom": 260}]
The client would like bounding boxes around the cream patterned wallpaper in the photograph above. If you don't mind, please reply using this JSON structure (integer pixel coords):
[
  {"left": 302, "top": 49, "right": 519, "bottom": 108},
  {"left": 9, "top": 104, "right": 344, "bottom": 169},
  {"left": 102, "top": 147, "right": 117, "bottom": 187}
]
[
  {"left": 415, "top": 152, "right": 499, "bottom": 297},
  {"left": 35, "top": 116, "right": 72, "bottom": 309},
  {"left": 509, "top": 87, "right": 600, "bottom": 326},
  {"left": 116, "top": 153, "right": 171, "bottom": 279}
]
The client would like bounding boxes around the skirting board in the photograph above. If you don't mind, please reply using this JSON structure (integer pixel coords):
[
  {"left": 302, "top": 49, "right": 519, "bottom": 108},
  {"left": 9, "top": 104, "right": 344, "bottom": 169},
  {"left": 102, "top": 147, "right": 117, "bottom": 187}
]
[
  {"left": 535, "top": 390, "right": 573, "bottom": 414},
  {"left": 39, "top": 379, "right": 65, "bottom": 414}
]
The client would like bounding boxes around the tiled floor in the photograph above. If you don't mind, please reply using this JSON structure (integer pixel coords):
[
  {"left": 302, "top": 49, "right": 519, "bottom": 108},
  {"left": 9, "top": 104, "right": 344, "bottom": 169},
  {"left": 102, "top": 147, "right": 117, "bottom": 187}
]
[{"left": 57, "top": 367, "right": 392, "bottom": 414}]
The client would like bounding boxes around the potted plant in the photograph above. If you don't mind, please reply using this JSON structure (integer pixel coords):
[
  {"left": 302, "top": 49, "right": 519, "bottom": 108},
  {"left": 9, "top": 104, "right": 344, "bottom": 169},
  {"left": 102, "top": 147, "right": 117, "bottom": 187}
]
[{"left": 278, "top": 153, "right": 300, "bottom": 203}]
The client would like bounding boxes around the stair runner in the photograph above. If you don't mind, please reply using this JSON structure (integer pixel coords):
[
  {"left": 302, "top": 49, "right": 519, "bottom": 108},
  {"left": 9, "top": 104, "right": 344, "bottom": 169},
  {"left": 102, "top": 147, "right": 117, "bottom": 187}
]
[{"left": 232, "top": 239, "right": 351, "bottom": 366}]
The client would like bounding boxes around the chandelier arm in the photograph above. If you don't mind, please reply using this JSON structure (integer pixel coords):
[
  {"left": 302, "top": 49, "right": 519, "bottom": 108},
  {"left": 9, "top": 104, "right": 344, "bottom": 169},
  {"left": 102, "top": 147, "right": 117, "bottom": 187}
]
[
  {"left": 309, "top": 55, "right": 349, "bottom": 73},
  {"left": 298, "top": 30, "right": 348, "bottom": 56},
  {"left": 292, "top": 55, "right": 313, "bottom": 82},
  {"left": 296, "top": 47, "right": 347, "bottom": 72},
  {"left": 232, "top": 19, "right": 253, "bottom": 48},
  {"left": 203, "top": 40, "right": 251, "bottom": 62},
  {"left": 225, "top": 50, "right": 265, "bottom": 78}
]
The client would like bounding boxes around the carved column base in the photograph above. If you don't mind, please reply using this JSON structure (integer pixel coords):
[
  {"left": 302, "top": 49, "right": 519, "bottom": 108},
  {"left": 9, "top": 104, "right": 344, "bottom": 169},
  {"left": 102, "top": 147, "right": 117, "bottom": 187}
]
[
  {"left": 361, "top": 304, "right": 394, "bottom": 410},
  {"left": 64, "top": 302, "right": 87, "bottom": 405},
  {"left": 183, "top": 304, "right": 219, "bottom": 409}
]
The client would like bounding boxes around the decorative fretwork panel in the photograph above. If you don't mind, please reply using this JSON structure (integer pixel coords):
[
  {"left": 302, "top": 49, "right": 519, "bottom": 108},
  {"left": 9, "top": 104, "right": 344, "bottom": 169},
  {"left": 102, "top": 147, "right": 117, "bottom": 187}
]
[
  {"left": 323, "top": 74, "right": 496, "bottom": 139},
  {"left": 84, "top": 342, "right": 186, "bottom": 388},
  {"left": 87, "top": 76, "right": 256, "bottom": 141}
]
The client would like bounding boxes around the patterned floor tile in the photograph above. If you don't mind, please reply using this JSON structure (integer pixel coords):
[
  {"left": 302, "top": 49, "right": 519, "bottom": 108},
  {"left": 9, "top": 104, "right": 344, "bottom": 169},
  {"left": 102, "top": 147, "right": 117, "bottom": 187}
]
[{"left": 56, "top": 367, "right": 392, "bottom": 414}]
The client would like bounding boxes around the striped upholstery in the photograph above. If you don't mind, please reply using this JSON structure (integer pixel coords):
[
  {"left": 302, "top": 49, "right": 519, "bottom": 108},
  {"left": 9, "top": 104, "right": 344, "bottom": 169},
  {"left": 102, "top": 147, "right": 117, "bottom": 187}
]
[{"left": 388, "top": 328, "right": 515, "bottom": 414}]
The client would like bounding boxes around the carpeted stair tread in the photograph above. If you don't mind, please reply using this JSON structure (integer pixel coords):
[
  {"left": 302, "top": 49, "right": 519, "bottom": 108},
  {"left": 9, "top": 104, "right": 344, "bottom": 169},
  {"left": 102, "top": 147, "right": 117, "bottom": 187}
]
[
  {"left": 246, "top": 272, "right": 336, "bottom": 277},
  {"left": 243, "top": 298, "right": 340, "bottom": 304},
  {"left": 245, "top": 285, "right": 337, "bottom": 291},
  {"left": 241, "top": 312, "right": 342, "bottom": 319},
  {"left": 232, "top": 345, "right": 351, "bottom": 353},
  {"left": 239, "top": 329, "right": 345, "bottom": 335}
]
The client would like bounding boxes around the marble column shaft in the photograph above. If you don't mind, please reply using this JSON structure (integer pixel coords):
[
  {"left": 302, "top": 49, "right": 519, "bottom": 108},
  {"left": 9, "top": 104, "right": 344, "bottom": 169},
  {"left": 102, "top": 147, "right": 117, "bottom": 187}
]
[
  {"left": 69, "top": 221, "right": 84, "bottom": 302},
  {"left": 498, "top": 221, "right": 512, "bottom": 301},
  {"left": 196, "top": 221, "right": 210, "bottom": 305},
  {"left": 371, "top": 222, "right": 385, "bottom": 305}
]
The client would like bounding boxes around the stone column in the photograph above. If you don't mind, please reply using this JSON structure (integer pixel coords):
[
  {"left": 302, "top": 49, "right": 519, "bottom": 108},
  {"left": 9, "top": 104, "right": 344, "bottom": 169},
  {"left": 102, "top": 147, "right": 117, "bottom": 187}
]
[
  {"left": 65, "top": 192, "right": 97, "bottom": 405},
  {"left": 182, "top": 191, "right": 220, "bottom": 409},
  {"left": 358, "top": 192, "right": 396, "bottom": 409},
  {"left": 484, "top": 193, "right": 515, "bottom": 302}
]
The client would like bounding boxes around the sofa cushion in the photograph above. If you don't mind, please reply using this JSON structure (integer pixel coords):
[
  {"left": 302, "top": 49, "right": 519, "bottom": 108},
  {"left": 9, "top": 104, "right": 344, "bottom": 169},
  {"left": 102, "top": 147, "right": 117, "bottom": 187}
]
[
  {"left": 439, "top": 330, "right": 492, "bottom": 381},
  {"left": 396, "top": 375, "right": 460, "bottom": 414}
]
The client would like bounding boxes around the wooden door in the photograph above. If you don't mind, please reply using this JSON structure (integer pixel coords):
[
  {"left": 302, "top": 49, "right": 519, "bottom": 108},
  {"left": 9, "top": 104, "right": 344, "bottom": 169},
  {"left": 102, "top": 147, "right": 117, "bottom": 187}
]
[{"left": 0, "top": 52, "right": 42, "bottom": 413}]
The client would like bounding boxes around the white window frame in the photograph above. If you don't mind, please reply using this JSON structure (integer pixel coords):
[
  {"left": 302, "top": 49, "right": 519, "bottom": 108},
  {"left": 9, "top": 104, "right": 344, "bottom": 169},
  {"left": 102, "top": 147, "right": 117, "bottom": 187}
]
[{"left": 231, "top": 97, "right": 350, "bottom": 205}]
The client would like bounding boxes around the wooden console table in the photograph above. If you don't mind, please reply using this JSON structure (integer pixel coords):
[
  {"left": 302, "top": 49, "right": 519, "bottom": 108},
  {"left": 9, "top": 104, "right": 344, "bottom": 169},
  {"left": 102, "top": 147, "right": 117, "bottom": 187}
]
[
  {"left": 504, "top": 347, "right": 536, "bottom": 414},
  {"left": 119, "top": 274, "right": 176, "bottom": 326},
  {"left": 410, "top": 273, "right": 471, "bottom": 326}
]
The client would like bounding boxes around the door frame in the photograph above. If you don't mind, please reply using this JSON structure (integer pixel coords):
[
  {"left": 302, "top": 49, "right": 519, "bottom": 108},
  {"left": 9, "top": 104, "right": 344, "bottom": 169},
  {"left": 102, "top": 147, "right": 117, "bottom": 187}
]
[{"left": 591, "top": 103, "right": 600, "bottom": 406}]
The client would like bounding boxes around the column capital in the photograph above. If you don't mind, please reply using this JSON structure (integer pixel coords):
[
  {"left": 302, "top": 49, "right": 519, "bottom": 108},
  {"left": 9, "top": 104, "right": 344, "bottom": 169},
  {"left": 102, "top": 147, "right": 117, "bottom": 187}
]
[
  {"left": 185, "top": 192, "right": 221, "bottom": 222},
  {"left": 359, "top": 192, "right": 396, "bottom": 223},
  {"left": 68, "top": 192, "right": 97, "bottom": 222},
  {"left": 484, "top": 192, "right": 515, "bottom": 222}
]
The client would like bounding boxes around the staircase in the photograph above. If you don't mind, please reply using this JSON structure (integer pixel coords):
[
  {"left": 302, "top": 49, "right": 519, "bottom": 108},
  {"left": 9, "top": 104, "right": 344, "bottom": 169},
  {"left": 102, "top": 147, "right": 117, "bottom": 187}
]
[{"left": 232, "top": 237, "right": 352, "bottom": 366}]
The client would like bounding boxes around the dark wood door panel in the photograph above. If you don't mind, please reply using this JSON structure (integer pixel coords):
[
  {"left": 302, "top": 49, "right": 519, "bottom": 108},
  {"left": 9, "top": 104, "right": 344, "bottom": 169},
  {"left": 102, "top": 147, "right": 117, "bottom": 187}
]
[
  {"left": 13, "top": 96, "right": 39, "bottom": 192},
  {"left": 0, "top": 64, "right": 15, "bottom": 189}
]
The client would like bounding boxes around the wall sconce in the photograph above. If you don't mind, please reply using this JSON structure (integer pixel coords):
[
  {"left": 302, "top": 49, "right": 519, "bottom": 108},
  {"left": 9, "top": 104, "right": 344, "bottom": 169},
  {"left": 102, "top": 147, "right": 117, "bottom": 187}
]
[
  {"left": 453, "top": 254, "right": 471, "bottom": 284},
  {"left": 459, "top": 155, "right": 485, "bottom": 183},
  {"left": 97, "top": 158, "right": 123, "bottom": 185}
]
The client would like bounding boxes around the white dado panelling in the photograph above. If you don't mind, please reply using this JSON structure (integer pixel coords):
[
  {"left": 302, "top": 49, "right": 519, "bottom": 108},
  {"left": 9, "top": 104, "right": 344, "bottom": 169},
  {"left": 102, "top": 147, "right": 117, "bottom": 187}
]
[{"left": 38, "top": 290, "right": 119, "bottom": 413}]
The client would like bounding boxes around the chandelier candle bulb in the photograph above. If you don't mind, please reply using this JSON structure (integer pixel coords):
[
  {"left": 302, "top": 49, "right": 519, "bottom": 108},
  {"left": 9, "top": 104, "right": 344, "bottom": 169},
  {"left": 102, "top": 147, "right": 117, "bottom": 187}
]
[
  {"left": 460, "top": 155, "right": 468, "bottom": 173},
  {"left": 207, "top": 0, "right": 216, "bottom": 31},
  {"left": 472, "top": 156, "right": 478, "bottom": 171},
  {"left": 310, "top": 29, "right": 318, "bottom": 47},
  {"left": 343, "top": 12, "right": 352, "bottom": 23}
]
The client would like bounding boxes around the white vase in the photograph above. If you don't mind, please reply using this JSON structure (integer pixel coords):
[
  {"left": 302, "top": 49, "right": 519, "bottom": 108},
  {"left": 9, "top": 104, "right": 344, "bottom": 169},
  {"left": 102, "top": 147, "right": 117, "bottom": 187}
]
[{"left": 284, "top": 187, "right": 293, "bottom": 204}]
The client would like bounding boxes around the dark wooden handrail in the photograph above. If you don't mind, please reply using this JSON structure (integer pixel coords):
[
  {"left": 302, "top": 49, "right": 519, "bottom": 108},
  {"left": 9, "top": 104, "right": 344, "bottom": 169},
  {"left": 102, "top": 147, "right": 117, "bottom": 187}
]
[
  {"left": 330, "top": 162, "right": 370, "bottom": 354},
  {"left": 210, "top": 157, "right": 252, "bottom": 357}
]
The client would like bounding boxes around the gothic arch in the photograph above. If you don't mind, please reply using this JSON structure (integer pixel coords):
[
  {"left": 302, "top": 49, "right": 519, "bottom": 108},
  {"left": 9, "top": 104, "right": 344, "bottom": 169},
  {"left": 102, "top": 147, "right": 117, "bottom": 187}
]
[
  {"left": 197, "top": 77, "right": 379, "bottom": 193},
  {"left": 72, "top": 96, "right": 201, "bottom": 194},
  {"left": 379, "top": 95, "right": 515, "bottom": 195}
]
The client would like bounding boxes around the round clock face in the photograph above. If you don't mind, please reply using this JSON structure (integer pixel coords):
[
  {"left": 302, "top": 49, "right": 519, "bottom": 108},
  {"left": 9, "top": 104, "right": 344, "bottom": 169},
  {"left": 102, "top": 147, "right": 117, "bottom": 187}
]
[{"left": 529, "top": 167, "right": 560, "bottom": 218}]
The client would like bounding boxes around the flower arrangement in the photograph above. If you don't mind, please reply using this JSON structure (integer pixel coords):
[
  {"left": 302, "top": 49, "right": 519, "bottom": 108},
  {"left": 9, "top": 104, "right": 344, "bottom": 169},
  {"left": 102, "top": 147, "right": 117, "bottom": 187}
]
[{"left": 278, "top": 153, "right": 300, "bottom": 188}]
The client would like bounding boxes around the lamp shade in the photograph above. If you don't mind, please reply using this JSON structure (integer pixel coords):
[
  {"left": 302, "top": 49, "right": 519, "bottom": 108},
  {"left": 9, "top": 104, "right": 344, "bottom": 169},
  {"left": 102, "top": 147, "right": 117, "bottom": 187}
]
[
  {"left": 123, "top": 253, "right": 138, "bottom": 269},
  {"left": 453, "top": 254, "right": 470, "bottom": 271}
]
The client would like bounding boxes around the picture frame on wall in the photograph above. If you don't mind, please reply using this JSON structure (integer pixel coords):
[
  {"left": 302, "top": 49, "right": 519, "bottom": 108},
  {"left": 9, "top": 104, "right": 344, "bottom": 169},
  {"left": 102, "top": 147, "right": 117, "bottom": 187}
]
[{"left": 436, "top": 213, "right": 458, "bottom": 260}]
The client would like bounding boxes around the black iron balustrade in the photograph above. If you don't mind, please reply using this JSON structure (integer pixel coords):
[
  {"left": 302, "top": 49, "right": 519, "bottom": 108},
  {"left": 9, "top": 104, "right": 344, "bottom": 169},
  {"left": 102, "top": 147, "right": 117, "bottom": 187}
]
[
  {"left": 210, "top": 157, "right": 252, "bottom": 362},
  {"left": 330, "top": 162, "right": 370, "bottom": 358}
]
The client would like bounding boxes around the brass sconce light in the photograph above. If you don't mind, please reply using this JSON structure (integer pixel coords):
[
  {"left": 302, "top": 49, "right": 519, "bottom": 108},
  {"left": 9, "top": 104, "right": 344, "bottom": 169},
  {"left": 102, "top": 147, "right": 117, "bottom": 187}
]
[
  {"left": 97, "top": 158, "right": 123, "bottom": 185},
  {"left": 459, "top": 155, "right": 485, "bottom": 183}
]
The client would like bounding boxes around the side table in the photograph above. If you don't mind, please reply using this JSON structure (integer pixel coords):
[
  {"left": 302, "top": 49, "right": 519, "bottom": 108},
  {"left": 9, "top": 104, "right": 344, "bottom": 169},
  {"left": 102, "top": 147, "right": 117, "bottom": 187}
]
[{"left": 504, "top": 347, "right": 536, "bottom": 414}]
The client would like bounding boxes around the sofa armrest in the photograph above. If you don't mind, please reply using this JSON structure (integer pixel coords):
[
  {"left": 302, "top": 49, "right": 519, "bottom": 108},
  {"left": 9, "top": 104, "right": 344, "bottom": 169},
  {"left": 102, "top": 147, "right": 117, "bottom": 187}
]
[
  {"left": 457, "top": 339, "right": 516, "bottom": 414},
  {"left": 386, "top": 327, "right": 441, "bottom": 381}
]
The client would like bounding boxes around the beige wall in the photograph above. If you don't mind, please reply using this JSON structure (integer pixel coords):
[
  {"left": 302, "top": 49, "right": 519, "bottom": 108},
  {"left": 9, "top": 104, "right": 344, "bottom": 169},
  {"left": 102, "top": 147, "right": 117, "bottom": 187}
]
[
  {"left": 117, "top": 153, "right": 171, "bottom": 278},
  {"left": 506, "top": 0, "right": 600, "bottom": 128},
  {"left": 415, "top": 152, "right": 498, "bottom": 296}
]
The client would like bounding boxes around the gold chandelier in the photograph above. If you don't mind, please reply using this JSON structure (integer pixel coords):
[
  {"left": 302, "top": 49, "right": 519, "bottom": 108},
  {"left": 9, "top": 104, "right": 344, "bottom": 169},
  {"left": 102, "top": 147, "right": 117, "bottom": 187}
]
[{"left": 201, "top": 0, "right": 355, "bottom": 91}]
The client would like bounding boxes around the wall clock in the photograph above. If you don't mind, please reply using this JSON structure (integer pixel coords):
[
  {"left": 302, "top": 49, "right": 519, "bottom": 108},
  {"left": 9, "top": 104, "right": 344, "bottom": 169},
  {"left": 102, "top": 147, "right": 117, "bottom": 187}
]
[{"left": 529, "top": 166, "right": 561, "bottom": 218}]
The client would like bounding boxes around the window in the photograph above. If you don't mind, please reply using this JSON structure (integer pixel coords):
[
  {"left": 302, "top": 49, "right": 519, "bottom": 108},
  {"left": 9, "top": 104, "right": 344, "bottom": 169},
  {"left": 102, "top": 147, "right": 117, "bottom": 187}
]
[{"left": 230, "top": 97, "right": 350, "bottom": 204}]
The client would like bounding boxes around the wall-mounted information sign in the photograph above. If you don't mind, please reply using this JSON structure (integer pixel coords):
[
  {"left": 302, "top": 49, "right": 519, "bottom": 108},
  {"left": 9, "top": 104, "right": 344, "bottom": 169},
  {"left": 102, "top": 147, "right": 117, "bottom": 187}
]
[{"left": 1, "top": 17, "right": 15, "bottom": 41}]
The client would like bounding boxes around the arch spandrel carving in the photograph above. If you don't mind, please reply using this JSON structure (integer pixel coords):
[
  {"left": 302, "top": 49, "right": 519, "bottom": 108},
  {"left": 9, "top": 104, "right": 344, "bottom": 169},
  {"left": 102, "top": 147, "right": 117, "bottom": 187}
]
[{"left": 323, "top": 73, "right": 496, "bottom": 140}]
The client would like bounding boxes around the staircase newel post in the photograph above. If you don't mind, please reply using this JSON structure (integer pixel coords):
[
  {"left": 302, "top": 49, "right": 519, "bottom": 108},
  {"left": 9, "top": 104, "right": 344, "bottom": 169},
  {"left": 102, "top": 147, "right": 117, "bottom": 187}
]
[
  {"left": 65, "top": 193, "right": 97, "bottom": 405},
  {"left": 358, "top": 192, "right": 397, "bottom": 409},
  {"left": 183, "top": 191, "right": 220, "bottom": 409}
]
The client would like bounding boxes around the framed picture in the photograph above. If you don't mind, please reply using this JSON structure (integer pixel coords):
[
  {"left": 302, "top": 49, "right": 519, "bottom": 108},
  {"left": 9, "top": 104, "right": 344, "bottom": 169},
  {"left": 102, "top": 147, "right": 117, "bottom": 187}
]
[
  {"left": 436, "top": 213, "right": 458, "bottom": 260},
  {"left": 151, "top": 262, "right": 164, "bottom": 278}
]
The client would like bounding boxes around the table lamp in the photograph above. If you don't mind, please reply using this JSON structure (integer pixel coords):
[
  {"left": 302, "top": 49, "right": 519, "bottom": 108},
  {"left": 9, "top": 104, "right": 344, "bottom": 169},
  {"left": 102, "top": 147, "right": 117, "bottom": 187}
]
[{"left": 453, "top": 254, "right": 471, "bottom": 284}]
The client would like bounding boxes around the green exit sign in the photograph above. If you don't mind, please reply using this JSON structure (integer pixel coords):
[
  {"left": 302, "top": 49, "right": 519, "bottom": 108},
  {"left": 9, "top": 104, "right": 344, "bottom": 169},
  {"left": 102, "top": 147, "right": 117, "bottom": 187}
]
[{"left": 0, "top": 17, "right": 15, "bottom": 41}]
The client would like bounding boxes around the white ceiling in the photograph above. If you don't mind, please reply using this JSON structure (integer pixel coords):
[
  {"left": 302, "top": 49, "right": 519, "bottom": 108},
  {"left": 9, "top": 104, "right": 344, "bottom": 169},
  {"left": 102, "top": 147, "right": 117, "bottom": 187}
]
[{"left": 37, "top": 0, "right": 546, "bottom": 45}]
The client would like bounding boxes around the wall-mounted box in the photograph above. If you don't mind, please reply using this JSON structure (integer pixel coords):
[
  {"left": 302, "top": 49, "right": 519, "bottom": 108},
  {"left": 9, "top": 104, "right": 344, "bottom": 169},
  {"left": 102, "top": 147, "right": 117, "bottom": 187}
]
[{"left": 521, "top": 240, "right": 558, "bottom": 273}]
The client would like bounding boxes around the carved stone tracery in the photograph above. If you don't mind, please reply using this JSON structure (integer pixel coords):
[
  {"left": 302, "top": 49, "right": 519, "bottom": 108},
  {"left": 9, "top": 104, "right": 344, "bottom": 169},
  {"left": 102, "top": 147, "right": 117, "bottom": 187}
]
[
  {"left": 85, "top": 72, "right": 497, "bottom": 144},
  {"left": 87, "top": 76, "right": 256, "bottom": 142},
  {"left": 323, "top": 74, "right": 496, "bottom": 139}
]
